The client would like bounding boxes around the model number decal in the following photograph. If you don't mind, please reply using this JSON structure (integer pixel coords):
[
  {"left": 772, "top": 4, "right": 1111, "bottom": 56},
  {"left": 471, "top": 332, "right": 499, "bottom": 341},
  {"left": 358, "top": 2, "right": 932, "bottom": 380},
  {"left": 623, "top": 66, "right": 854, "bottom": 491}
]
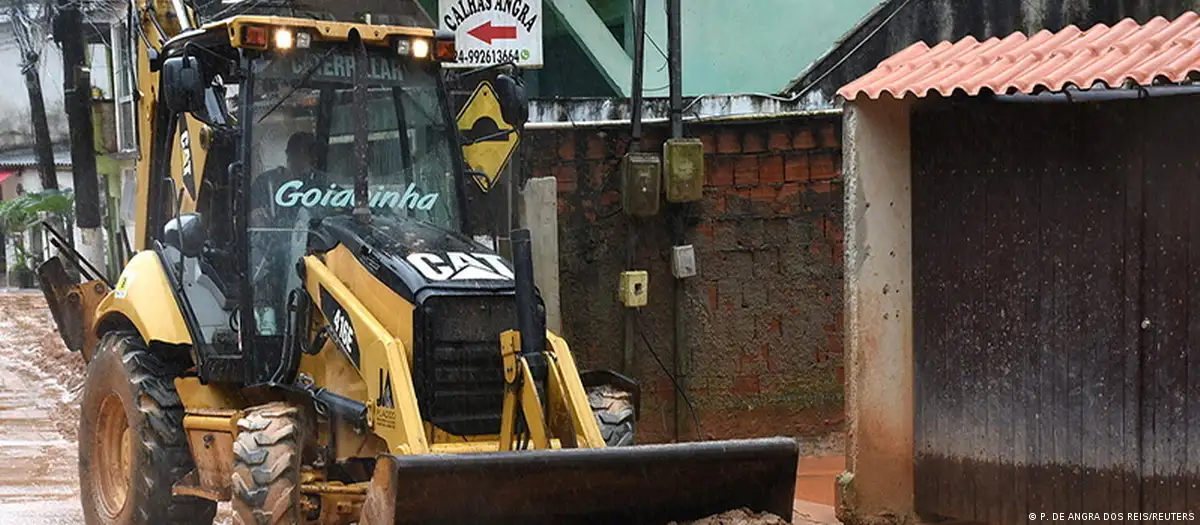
[
  {"left": 319, "top": 286, "right": 361, "bottom": 367},
  {"left": 331, "top": 310, "right": 354, "bottom": 354},
  {"left": 406, "top": 252, "right": 514, "bottom": 282}
]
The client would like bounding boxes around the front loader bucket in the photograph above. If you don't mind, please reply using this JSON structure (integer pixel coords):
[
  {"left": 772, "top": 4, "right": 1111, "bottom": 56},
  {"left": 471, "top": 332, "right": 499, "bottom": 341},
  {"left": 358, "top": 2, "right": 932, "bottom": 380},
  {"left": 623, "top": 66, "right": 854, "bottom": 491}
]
[
  {"left": 38, "top": 257, "right": 86, "bottom": 353},
  {"left": 360, "top": 437, "right": 798, "bottom": 525}
]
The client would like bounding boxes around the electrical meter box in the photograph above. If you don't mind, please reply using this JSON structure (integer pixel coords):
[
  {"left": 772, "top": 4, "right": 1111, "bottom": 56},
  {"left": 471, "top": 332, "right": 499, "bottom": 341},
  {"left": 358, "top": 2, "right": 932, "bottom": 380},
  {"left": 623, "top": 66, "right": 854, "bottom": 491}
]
[
  {"left": 619, "top": 270, "right": 649, "bottom": 307},
  {"left": 671, "top": 245, "right": 697, "bottom": 279},
  {"left": 621, "top": 152, "right": 662, "bottom": 217},
  {"left": 663, "top": 138, "right": 705, "bottom": 202}
]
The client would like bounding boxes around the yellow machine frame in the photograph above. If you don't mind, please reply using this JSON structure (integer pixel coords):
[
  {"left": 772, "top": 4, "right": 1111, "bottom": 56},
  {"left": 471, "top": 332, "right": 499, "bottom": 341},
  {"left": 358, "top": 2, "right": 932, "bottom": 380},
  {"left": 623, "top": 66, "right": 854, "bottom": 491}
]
[{"left": 37, "top": 2, "right": 800, "bottom": 523}]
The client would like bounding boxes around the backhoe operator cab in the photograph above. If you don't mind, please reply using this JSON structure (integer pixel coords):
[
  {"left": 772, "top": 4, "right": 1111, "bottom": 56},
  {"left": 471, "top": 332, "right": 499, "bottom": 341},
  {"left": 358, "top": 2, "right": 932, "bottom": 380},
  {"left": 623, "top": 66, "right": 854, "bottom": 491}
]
[{"left": 151, "top": 17, "right": 525, "bottom": 385}]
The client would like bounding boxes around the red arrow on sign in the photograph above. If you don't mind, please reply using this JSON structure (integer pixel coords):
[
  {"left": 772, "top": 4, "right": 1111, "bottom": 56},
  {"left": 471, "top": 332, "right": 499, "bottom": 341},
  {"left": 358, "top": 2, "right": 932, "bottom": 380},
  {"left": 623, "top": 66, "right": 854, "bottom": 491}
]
[{"left": 467, "top": 21, "right": 518, "bottom": 44}]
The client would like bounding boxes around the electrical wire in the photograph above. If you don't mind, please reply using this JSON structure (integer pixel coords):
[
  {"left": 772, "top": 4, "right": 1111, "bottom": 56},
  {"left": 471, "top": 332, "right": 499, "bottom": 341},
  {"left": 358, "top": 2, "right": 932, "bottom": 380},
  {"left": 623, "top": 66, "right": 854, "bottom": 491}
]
[
  {"left": 645, "top": 32, "right": 669, "bottom": 72},
  {"left": 787, "top": 0, "right": 919, "bottom": 100},
  {"left": 580, "top": 135, "right": 630, "bottom": 221},
  {"left": 677, "top": 0, "right": 919, "bottom": 120},
  {"left": 596, "top": 205, "right": 623, "bottom": 221},
  {"left": 204, "top": 0, "right": 269, "bottom": 22},
  {"left": 633, "top": 309, "right": 702, "bottom": 440}
]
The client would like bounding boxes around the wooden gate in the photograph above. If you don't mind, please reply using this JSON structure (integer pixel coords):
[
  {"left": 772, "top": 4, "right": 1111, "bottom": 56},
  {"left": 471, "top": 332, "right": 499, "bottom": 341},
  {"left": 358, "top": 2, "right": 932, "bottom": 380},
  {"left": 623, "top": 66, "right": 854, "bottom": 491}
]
[{"left": 912, "top": 96, "right": 1200, "bottom": 524}]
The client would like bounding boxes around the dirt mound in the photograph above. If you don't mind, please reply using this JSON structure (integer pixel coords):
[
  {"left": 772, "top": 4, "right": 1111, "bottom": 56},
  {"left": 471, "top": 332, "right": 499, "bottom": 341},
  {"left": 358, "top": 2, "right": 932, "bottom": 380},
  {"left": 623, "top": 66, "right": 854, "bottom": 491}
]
[{"left": 669, "top": 508, "right": 791, "bottom": 525}]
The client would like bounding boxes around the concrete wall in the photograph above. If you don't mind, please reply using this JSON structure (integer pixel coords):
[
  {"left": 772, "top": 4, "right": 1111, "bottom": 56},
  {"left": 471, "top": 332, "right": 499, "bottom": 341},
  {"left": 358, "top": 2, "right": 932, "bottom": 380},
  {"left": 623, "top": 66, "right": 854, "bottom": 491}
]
[
  {"left": 524, "top": 116, "right": 845, "bottom": 443},
  {"left": 839, "top": 97, "right": 914, "bottom": 525},
  {"left": 789, "top": 0, "right": 1200, "bottom": 108},
  {"left": 0, "top": 25, "right": 68, "bottom": 151}
]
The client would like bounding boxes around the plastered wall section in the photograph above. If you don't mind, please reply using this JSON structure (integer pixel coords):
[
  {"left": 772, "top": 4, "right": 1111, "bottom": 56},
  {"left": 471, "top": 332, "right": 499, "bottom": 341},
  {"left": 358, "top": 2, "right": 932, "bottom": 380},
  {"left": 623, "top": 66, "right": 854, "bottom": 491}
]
[{"left": 839, "top": 97, "right": 914, "bottom": 525}]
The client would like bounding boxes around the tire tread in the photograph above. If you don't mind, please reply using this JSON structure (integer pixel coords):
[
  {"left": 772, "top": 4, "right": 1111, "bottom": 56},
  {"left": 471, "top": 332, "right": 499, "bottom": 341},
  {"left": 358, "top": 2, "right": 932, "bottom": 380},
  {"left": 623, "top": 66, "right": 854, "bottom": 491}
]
[
  {"left": 82, "top": 331, "right": 216, "bottom": 524},
  {"left": 232, "top": 402, "right": 302, "bottom": 525},
  {"left": 587, "top": 384, "right": 636, "bottom": 447}
]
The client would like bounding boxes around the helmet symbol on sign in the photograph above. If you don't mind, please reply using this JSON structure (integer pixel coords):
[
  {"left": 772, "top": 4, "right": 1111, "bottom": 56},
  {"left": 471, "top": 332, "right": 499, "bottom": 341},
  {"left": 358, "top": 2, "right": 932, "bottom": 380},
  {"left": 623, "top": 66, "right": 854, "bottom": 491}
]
[{"left": 457, "top": 80, "right": 520, "bottom": 193}]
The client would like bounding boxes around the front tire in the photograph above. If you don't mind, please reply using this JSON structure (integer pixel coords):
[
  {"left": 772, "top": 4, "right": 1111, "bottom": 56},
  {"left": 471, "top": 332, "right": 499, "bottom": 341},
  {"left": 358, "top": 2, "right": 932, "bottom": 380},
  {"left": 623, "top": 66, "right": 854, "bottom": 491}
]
[
  {"left": 79, "top": 331, "right": 216, "bottom": 525},
  {"left": 587, "top": 384, "right": 636, "bottom": 447},
  {"left": 232, "top": 402, "right": 304, "bottom": 525}
]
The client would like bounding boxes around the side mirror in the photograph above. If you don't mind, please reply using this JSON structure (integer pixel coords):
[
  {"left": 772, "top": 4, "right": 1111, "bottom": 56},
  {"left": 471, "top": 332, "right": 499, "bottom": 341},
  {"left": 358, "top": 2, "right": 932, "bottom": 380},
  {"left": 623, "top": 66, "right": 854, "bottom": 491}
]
[
  {"left": 164, "top": 213, "right": 205, "bottom": 258},
  {"left": 493, "top": 73, "right": 528, "bottom": 128},
  {"left": 161, "top": 56, "right": 207, "bottom": 114}
]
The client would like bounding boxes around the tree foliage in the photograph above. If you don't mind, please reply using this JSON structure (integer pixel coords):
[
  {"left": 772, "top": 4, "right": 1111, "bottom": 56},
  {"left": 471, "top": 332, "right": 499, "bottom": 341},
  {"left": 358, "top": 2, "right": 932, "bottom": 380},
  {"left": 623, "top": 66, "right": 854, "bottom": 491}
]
[
  {"left": 0, "top": 189, "right": 74, "bottom": 234},
  {"left": 0, "top": 189, "right": 72, "bottom": 283}
]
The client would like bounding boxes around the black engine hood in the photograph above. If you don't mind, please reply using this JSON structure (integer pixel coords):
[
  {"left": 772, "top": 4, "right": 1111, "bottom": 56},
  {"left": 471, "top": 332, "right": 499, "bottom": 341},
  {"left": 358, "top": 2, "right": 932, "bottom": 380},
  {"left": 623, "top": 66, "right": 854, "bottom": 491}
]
[{"left": 313, "top": 215, "right": 516, "bottom": 302}]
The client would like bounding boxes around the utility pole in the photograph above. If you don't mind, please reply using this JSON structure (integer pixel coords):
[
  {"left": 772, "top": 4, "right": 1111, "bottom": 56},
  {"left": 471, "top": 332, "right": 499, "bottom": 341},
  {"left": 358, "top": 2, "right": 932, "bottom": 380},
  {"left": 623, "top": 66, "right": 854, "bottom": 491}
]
[
  {"left": 628, "top": 0, "right": 646, "bottom": 154},
  {"left": 8, "top": 1, "right": 59, "bottom": 191},
  {"left": 54, "top": 0, "right": 105, "bottom": 270},
  {"left": 621, "top": 0, "right": 648, "bottom": 379},
  {"left": 25, "top": 54, "right": 58, "bottom": 191},
  {"left": 667, "top": 0, "right": 682, "bottom": 139},
  {"left": 666, "top": 0, "right": 690, "bottom": 442}
]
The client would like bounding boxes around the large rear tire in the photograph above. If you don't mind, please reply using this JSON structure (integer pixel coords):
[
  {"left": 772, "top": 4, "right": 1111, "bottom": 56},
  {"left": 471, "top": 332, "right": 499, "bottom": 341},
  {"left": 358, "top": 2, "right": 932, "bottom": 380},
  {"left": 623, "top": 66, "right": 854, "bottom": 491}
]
[
  {"left": 232, "top": 402, "right": 304, "bottom": 525},
  {"left": 587, "top": 384, "right": 636, "bottom": 447},
  {"left": 79, "top": 331, "right": 216, "bottom": 525}
]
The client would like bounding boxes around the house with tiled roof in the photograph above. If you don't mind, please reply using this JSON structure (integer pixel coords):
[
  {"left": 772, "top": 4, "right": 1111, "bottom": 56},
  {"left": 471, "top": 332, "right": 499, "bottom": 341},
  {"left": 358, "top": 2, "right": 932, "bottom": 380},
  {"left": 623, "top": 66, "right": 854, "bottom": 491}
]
[
  {"left": 0, "top": 144, "right": 74, "bottom": 194},
  {"left": 789, "top": 0, "right": 1200, "bottom": 109},
  {"left": 833, "top": 4, "right": 1200, "bottom": 525}
]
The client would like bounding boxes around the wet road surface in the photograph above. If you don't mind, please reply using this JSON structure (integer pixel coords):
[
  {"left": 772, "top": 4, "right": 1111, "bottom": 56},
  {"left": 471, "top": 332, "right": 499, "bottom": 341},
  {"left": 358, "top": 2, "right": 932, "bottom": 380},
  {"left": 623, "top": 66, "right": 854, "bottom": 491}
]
[{"left": 0, "top": 292, "right": 84, "bottom": 524}]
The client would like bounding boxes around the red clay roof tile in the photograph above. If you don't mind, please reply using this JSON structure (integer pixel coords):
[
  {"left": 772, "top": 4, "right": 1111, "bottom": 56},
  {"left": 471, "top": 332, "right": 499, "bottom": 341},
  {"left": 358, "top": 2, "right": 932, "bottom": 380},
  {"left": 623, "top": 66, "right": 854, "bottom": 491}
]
[{"left": 839, "top": 11, "right": 1200, "bottom": 101}]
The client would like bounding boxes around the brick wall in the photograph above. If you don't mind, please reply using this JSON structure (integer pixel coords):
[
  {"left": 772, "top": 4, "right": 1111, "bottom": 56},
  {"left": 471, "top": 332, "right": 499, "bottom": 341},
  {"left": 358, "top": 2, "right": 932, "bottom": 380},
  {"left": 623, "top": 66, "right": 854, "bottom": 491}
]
[{"left": 524, "top": 115, "right": 845, "bottom": 443}]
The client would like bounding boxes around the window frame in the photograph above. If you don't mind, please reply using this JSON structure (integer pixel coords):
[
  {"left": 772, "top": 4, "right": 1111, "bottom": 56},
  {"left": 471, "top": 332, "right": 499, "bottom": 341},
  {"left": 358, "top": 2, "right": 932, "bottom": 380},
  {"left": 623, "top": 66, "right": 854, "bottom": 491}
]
[{"left": 111, "top": 21, "right": 139, "bottom": 157}]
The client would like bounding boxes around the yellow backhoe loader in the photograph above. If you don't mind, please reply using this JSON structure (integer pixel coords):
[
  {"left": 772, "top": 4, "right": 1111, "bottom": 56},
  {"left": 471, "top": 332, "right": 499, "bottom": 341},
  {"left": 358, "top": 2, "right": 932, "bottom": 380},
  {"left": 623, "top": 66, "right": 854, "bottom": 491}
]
[{"left": 37, "top": 1, "right": 800, "bottom": 523}]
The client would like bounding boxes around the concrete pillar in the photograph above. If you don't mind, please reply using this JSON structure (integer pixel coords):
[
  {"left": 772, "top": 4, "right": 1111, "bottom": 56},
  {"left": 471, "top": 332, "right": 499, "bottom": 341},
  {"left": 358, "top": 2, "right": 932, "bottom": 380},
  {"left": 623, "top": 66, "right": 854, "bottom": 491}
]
[
  {"left": 518, "top": 177, "right": 561, "bottom": 335},
  {"left": 839, "top": 96, "right": 914, "bottom": 525},
  {"left": 74, "top": 226, "right": 106, "bottom": 281}
]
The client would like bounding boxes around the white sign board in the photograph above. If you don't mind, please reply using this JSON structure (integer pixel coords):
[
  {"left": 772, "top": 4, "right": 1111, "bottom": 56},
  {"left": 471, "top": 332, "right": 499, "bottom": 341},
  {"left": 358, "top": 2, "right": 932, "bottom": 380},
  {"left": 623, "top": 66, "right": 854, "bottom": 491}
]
[{"left": 438, "top": 0, "right": 543, "bottom": 68}]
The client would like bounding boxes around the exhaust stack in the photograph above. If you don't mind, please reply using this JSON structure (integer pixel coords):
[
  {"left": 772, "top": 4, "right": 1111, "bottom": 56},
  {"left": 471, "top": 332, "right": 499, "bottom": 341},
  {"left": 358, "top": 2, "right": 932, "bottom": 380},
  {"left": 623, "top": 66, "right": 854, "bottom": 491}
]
[{"left": 511, "top": 228, "right": 545, "bottom": 356}]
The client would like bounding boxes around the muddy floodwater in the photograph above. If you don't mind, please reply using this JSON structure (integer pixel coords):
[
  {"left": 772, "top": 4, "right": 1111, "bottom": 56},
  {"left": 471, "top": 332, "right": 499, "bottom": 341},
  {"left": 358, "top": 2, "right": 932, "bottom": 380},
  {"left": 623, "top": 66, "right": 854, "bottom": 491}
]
[
  {"left": 0, "top": 291, "right": 84, "bottom": 524},
  {"left": 0, "top": 292, "right": 235, "bottom": 524}
]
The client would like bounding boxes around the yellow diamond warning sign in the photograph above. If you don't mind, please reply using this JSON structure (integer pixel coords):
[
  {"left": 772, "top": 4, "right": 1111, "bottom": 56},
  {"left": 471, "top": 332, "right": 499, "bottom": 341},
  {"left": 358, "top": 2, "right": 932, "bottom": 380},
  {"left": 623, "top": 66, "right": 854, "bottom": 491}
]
[{"left": 457, "top": 80, "right": 519, "bottom": 193}]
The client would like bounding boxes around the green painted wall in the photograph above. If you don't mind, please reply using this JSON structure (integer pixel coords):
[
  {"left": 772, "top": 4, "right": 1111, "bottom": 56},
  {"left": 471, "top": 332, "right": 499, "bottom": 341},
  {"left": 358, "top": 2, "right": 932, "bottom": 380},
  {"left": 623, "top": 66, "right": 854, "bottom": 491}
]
[
  {"left": 421, "top": 0, "right": 881, "bottom": 97},
  {"left": 678, "top": 0, "right": 881, "bottom": 95}
]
